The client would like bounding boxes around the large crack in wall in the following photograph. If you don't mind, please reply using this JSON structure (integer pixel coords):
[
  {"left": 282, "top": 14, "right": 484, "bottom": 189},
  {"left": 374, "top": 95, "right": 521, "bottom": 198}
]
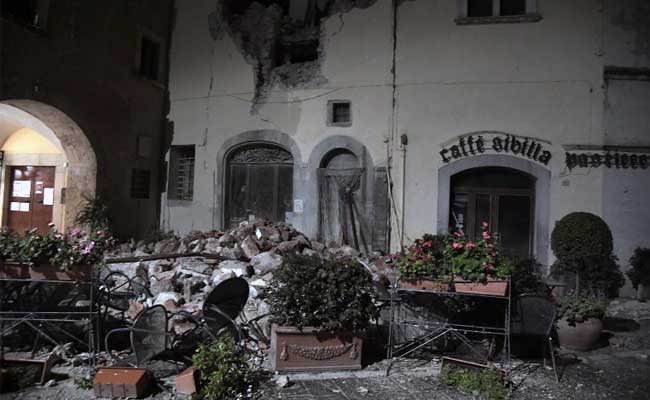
[{"left": 209, "top": 0, "right": 379, "bottom": 114}]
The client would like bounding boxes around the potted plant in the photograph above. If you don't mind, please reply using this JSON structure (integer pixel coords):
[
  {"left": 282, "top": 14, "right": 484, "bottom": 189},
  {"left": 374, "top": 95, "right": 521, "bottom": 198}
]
[
  {"left": 266, "top": 254, "right": 377, "bottom": 371},
  {"left": 627, "top": 247, "right": 650, "bottom": 301},
  {"left": 0, "top": 225, "right": 114, "bottom": 281},
  {"left": 394, "top": 234, "right": 449, "bottom": 291},
  {"left": 443, "top": 223, "right": 513, "bottom": 297},
  {"left": 555, "top": 294, "right": 607, "bottom": 351},
  {"left": 550, "top": 212, "right": 623, "bottom": 350}
]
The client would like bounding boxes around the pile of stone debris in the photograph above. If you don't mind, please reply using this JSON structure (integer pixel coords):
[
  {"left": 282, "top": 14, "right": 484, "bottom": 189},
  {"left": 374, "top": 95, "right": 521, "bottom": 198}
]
[{"left": 102, "top": 220, "right": 393, "bottom": 339}]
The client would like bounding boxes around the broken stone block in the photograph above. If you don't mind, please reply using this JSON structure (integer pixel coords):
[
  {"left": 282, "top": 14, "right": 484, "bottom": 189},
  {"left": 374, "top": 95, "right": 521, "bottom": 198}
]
[
  {"left": 220, "top": 246, "right": 243, "bottom": 260},
  {"left": 149, "top": 270, "right": 175, "bottom": 297},
  {"left": 178, "top": 258, "right": 212, "bottom": 275},
  {"left": 106, "top": 262, "right": 140, "bottom": 278},
  {"left": 175, "top": 367, "right": 198, "bottom": 396},
  {"left": 218, "top": 232, "right": 236, "bottom": 245},
  {"left": 218, "top": 260, "right": 248, "bottom": 276},
  {"left": 310, "top": 241, "right": 326, "bottom": 253},
  {"left": 276, "top": 240, "right": 300, "bottom": 254},
  {"left": 302, "top": 248, "right": 322, "bottom": 258},
  {"left": 241, "top": 236, "right": 260, "bottom": 259},
  {"left": 163, "top": 298, "right": 180, "bottom": 311},
  {"left": 126, "top": 300, "right": 145, "bottom": 320},
  {"left": 154, "top": 238, "right": 180, "bottom": 254},
  {"left": 189, "top": 238, "right": 204, "bottom": 253},
  {"left": 204, "top": 237, "right": 221, "bottom": 254},
  {"left": 154, "top": 292, "right": 183, "bottom": 306},
  {"left": 250, "top": 251, "right": 283, "bottom": 275},
  {"left": 212, "top": 269, "right": 237, "bottom": 286}
]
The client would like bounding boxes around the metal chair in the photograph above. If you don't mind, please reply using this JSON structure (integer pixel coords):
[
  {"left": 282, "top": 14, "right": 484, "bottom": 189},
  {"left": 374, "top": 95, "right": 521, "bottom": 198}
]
[
  {"left": 510, "top": 294, "right": 559, "bottom": 382},
  {"left": 104, "top": 277, "right": 250, "bottom": 367},
  {"left": 104, "top": 304, "right": 170, "bottom": 367}
]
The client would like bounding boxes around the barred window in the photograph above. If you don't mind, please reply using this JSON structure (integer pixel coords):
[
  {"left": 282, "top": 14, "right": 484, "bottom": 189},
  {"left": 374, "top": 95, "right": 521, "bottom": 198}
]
[{"left": 168, "top": 145, "right": 195, "bottom": 201}]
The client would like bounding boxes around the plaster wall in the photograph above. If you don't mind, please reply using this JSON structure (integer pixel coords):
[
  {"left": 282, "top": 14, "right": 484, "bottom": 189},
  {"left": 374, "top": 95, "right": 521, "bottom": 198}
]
[
  {"left": 166, "top": 0, "right": 648, "bottom": 281},
  {"left": 602, "top": 80, "right": 650, "bottom": 296}
]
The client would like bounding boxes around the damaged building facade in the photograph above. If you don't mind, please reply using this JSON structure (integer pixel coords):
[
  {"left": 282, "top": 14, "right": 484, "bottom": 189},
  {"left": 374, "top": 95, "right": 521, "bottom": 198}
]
[{"left": 164, "top": 0, "right": 650, "bottom": 295}]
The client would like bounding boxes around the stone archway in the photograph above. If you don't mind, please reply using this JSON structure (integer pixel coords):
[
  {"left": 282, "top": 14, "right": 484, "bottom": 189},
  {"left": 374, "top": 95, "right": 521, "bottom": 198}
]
[
  {"left": 216, "top": 130, "right": 302, "bottom": 230},
  {"left": 437, "top": 154, "right": 551, "bottom": 265},
  {"left": 0, "top": 100, "right": 97, "bottom": 230}
]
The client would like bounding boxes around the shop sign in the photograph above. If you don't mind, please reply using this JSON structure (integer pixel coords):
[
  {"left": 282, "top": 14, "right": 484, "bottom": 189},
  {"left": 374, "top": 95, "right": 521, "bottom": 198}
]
[
  {"left": 440, "top": 133, "right": 552, "bottom": 165},
  {"left": 565, "top": 151, "right": 650, "bottom": 170}
]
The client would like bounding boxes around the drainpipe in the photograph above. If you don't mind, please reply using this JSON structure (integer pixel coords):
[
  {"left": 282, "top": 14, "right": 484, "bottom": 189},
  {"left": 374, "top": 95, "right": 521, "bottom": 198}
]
[{"left": 399, "top": 131, "right": 407, "bottom": 249}]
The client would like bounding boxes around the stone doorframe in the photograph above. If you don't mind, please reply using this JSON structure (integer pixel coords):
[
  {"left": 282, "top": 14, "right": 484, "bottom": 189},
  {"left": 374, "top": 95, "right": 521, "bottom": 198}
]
[
  {"left": 437, "top": 154, "right": 551, "bottom": 266},
  {"left": 303, "top": 135, "right": 375, "bottom": 241},
  {"left": 216, "top": 130, "right": 302, "bottom": 230},
  {"left": 0, "top": 100, "right": 97, "bottom": 230}
]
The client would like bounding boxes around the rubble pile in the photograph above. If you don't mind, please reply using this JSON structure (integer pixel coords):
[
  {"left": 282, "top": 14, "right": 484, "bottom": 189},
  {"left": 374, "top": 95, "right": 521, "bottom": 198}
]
[{"left": 103, "top": 220, "right": 391, "bottom": 340}]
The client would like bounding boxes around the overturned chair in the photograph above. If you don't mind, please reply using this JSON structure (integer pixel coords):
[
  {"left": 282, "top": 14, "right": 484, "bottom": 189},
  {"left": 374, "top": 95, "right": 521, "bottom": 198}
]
[{"left": 104, "top": 277, "right": 250, "bottom": 367}]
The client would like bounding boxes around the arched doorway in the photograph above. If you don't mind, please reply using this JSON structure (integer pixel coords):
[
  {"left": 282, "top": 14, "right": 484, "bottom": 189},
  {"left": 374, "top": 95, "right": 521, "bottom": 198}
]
[
  {"left": 449, "top": 167, "right": 535, "bottom": 259},
  {"left": 224, "top": 143, "right": 293, "bottom": 228},
  {"left": 0, "top": 100, "right": 97, "bottom": 232},
  {"left": 318, "top": 148, "right": 370, "bottom": 252}
]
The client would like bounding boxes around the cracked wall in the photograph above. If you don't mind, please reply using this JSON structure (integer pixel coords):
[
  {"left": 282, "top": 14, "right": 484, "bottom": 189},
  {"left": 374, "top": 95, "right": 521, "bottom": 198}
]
[{"left": 211, "top": 0, "right": 379, "bottom": 113}]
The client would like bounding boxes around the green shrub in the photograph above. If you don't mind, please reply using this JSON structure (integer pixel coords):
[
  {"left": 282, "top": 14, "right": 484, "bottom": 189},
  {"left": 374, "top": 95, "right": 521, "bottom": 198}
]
[
  {"left": 192, "top": 336, "right": 258, "bottom": 400},
  {"left": 551, "top": 212, "right": 612, "bottom": 259},
  {"left": 75, "top": 195, "right": 112, "bottom": 233},
  {"left": 627, "top": 247, "right": 650, "bottom": 289},
  {"left": 556, "top": 294, "right": 607, "bottom": 325},
  {"left": 551, "top": 212, "right": 623, "bottom": 296},
  {"left": 267, "top": 255, "right": 377, "bottom": 333},
  {"left": 441, "top": 367, "right": 510, "bottom": 400}
]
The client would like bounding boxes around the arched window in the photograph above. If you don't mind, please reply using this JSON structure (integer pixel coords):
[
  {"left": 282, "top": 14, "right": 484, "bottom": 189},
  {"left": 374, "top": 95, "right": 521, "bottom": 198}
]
[
  {"left": 225, "top": 143, "right": 293, "bottom": 228},
  {"left": 450, "top": 167, "right": 535, "bottom": 259}
]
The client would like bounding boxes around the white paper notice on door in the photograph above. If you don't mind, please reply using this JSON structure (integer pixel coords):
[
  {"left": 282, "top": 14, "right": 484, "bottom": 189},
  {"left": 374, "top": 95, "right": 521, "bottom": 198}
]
[
  {"left": 43, "top": 188, "right": 54, "bottom": 206},
  {"left": 12, "top": 181, "right": 31, "bottom": 198},
  {"left": 19, "top": 202, "right": 30, "bottom": 212},
  {"left": 9, "top": 202, "right": 20, "bottom": 211}
]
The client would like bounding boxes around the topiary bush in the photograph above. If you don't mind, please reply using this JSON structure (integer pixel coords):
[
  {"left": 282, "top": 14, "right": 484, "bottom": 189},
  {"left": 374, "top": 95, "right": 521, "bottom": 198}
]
[
  {"left": 551, "top": 212, "right": 613, "bottom": 259},
  {"left": 267, "top": 254, "right": 377, "bottom": 334},
  {"left": 551, "top": 212, "right": 624, "bottom": 296}
]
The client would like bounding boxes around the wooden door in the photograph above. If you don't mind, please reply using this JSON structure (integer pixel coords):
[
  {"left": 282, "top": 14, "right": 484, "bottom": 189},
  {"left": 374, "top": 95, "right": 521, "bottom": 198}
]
[
  {"left": 6, "top": 166, "right": 56, "bottom": 234},
  {"left": 225, "top": 144, "right": 293, "bottom": 228}
]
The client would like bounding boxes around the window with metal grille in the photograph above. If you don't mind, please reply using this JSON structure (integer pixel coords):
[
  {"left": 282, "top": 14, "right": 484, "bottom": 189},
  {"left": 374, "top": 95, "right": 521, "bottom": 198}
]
[
  {"left": 131, "top": 169, "right": 151, "bottom": 199},
  {"left": 327, "top": 100, "right": 352, "bottom": 127},
  {"left": 168, "top": 145, "right": 195, "bottom": 201},
  {"left": 458, "top": 0, "right": 540, "bottom": 24}
]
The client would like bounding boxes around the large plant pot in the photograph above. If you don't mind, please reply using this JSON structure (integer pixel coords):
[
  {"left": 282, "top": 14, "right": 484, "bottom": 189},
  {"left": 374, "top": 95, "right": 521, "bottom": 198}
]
[
  {"left": 453, "top": 276, "right": 508, "bottom": 297},
  {"left": 637, "top": 284, "right": 650, "bottom": 301},
  {"left": 271, "top": 325, "right": 363, "bottom": 372},
  {"left": 557, "top": 318, "right": 603, "bottom": 351},
  {"left": 0, "top": 261, "right": 92, "bottom": 281},
  {"left": 399, "top": 278, "right": 448, "bottom": 292}
]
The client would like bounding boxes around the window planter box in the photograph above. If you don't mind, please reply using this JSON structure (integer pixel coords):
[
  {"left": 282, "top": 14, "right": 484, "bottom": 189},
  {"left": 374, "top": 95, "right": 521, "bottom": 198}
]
[
  {"left": 399, "top": 278, "right": 449, "bottom": 292},
  {"left": 0, "top": 261, "right": 93, "bottom": 281},
  {"left": 453, "top": 276, "right": 509, "bottom": 297},
  {"left": 271, "top": 325, "right": 363, "bottom": 372}
]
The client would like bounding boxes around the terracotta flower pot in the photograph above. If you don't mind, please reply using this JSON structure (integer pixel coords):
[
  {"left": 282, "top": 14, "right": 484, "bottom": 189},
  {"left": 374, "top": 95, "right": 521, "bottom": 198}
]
[
  {"left": 271, "top": 325, "right": 363, "bottom": 372},
  {"left": 399, "top": 278, "right": 448, "bottom": 292},
  {"left": 453, "top": 276, "right": 508, "bottom": 297},
  {"left": 0, "top": 262, "right": 92, "bottom": 281},
  {"left": 557, "top": 318, "right": 603, "bottom": 351}
]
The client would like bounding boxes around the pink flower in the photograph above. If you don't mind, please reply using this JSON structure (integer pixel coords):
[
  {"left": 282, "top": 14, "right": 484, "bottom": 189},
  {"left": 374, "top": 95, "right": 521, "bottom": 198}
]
[
  {"left": 466, "top": 241, "right": 475, "bottom": 249},
  {"left": 454, "top": 231, "right": 465, "bottom": 238},
  {"left": 82, "top": 241, "right": 95, "bottom": 255},
  {"left": 482, "top": 221, "right": 489, "bottom": 229},
  {"left": 452, "top": 242, "right": 463, "bottom": 249},
  {"left": 482, "top": 231, "right": 491, "bottom": 240}
]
